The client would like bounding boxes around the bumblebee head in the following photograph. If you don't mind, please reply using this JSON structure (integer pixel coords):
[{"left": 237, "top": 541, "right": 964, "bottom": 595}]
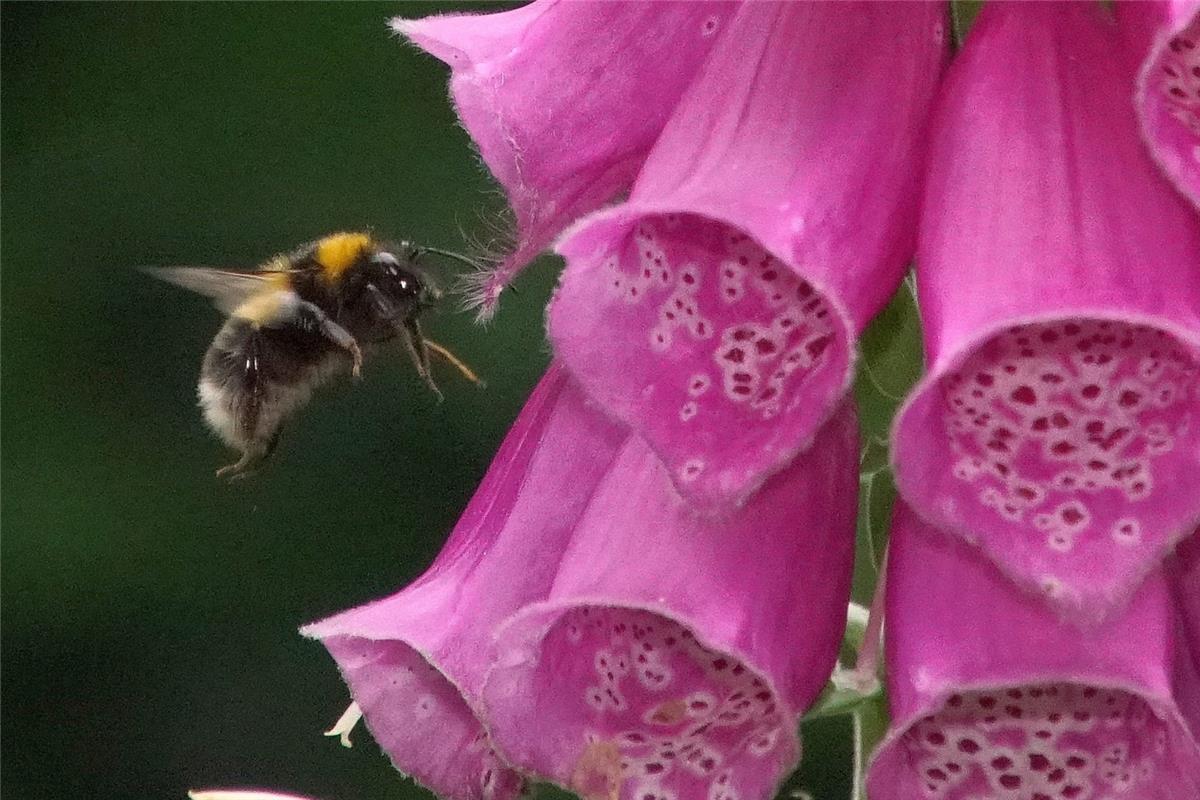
[{"left": 369, "top": 248, "right": 440, "bottom": 307}]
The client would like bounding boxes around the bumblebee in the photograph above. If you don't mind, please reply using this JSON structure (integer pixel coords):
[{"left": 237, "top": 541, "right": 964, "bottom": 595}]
[{"left": 146, "top": 232, "right": 483, "bottom": 479}]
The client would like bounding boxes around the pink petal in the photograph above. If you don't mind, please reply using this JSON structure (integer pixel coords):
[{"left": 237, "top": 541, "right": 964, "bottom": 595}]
[
  {"left": 302, "top": 365, "right": 627, "bottom": 800},
  {"left": 892, "top": 0, "right": 1200, "bottom": 617},
  {"left": 867, "top": 504, "right": 1200, "bottom": 800},
  {"left": 394, "top": 1, "right": 737, "bottom": 317},
  {"left": 1120, "top": 0, "right": 1200, "bottom": 210},
  {"left": 482, "top": 404, "right": 858, "bottom": 800},
  {"left": 549, "top": 2, "right": 947, "bottom": 511}
]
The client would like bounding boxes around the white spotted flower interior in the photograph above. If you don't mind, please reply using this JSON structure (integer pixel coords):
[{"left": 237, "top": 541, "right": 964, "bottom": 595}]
[
  {"left": 555, "top": 216, "right": 845, "bottom": 508},
  {"left": 896, "top": 685, "right": 1187, "bottom": 800},
  {"left": 393, "top": 1, "right": 737, "bottom": 318},
  {"left": 303, "top": 367, "right": 626, "bottom": 800},
  {"left": 866, "top": 506, "right": 1200, "bottom": 800},
  {"left": 484, "top": 406, "right": 858, "bottom": 800},
  {"left": 893, "top": 1, "right": 1200, "bottom": 616},
  {"left": 1123, "top": 0, "right": 1200, "bottom": 210},
  {"left": 549, "top": 1, "right": 946, "bottom": 511}
]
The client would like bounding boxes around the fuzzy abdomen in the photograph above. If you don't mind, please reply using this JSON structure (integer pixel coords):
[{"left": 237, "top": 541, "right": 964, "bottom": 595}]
[{"left": 197, "top": 318, "right": 345, "bottom": 451}]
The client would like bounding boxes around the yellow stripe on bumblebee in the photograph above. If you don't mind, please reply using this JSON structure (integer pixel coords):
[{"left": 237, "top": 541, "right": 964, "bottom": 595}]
[{"left": 314, "top": 232, "right": 373, "bottom": 281}]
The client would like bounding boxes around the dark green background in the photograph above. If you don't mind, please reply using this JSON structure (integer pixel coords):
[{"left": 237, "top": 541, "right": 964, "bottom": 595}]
[{"left": 1, "top": 4, "right": 868, "bottom": 800}]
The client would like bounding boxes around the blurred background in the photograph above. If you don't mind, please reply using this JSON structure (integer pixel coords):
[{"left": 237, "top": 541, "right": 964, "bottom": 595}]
[{"left": 1, "top": 4, "right": 865, "bottom": 800}]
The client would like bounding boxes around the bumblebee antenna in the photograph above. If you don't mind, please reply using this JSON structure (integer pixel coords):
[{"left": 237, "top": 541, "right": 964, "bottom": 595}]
[{"left": 417, "top": 246, "right": 485, "bottom": 271}]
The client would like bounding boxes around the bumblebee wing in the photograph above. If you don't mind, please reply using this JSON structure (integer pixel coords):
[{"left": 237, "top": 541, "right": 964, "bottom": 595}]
[{"left": 141, "top": 266, "right": 276, "bottom": 315}]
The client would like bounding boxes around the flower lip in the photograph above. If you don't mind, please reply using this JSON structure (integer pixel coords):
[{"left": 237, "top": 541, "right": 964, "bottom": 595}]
[
  {"left": 892, "top": 309, "right": 1200, "bottom": 618},
  {"left": 301, "top": 625, "right": 523, "bottom": 800},
  {"left": 1132, "top": 4, "right": 1200, "bottom": 210},
  {"left": 869, "top": 679, "right": 1200, "bottom": 800},
  {"left": 551, "top": 204, "right": 856, "bottom": 513},
  {"left": 485, "top": 600, "right": 802, "bottom": 800}
]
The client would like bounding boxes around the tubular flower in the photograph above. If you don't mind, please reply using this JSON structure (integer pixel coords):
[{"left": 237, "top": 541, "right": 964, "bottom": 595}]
[
  {"left": 1119, "top": 0, "right": 1200, "bottom": 210},
  {"left": 302, "top": 365, "right": 626, "bottom": 800},
  {"left": 393, "top": 1, "right": 737, "bottom": 317},
  {"left": 482, "top": 404, "right": 858, "bottom": 800},
  {"left": 866, "top": 505, "right": 1200, "bottom": 800},
  {"left": 547, "top": 1, "right": 946, "bottom": 512},
  {"left": 891, "top": 1, "right": 1200, "bottom": 617}
]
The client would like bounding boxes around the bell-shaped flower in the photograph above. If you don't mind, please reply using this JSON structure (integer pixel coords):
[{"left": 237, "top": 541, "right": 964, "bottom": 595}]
[
  {"left": 867, "top": 504, "right": 1200, "bottom": 800},
  {"left": 547, "top": 1, "right": 946, "bottom": 512},
  {"left": 394, "top": 1, "right": 738, "bottom": 317},
  {"left": 1119, "top": 0, "right": 1200, "bottom": 209},
  {"left": 482, "top": 404, "right": 858, "bottom": 800},
  {"left": 891, "top": 0, "right": 1200, "bottom": 617},
  {"left": 302, "top": 365, "right": 627, "bottom": 800}
]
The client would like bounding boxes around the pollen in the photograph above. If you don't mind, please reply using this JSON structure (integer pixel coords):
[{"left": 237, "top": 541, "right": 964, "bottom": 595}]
[
  {"left": 570, "top": 741, "right": 622, "bottom": 800},
  {"left": 315, "top": 232, "right": 372, "bottom": 280}
]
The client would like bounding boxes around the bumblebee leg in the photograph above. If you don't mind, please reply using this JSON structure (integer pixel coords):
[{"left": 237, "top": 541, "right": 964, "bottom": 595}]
[
  {"left": 401, "top": 318, "right": 443, "bottom": 402},
  {"left": 216, "top": 449, "right": 262, "bottom": 481},
  {"left": 364, "top": 284, "right": 444, "bottom": 401},
  {"left": 425, "top": 340, "right": 486, "bottom": 388},
  {"left": 297, "top": 300, "right": 363, "bottom": 379},
  {"left": 216, "top": 425, "right": 283, "bottom": 482}
]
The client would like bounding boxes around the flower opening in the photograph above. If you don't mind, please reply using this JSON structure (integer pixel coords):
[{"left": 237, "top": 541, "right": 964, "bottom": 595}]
[{"left": 484, "top": 405, "right": 859, "bottom": 800}]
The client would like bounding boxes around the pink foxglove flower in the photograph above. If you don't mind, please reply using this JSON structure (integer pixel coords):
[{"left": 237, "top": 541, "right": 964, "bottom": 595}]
[
  {"left": 892, "top": 1, "right": 1200, "bottom": 617},
  {"left": 302, "top": 366, "right": 626, "bottom": 800},
  {"left": 482, "top": 404, "right": 858, "bottom": 800},
  {"left": 867, "top": 504, "right": 1200, "bottom": 800},
  {"left": 1120, "top": 0, "right": 1200, "bottom": 209},
  {"left": 394, "top": 1, "right": 737, "bottom": 317},
  {"left": 547, "top": 1, "right": 946, "bottom": 511}
]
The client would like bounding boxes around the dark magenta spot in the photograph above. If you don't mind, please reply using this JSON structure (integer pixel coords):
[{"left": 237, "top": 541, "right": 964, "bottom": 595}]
[
  {"left": 1118, "top": 390, "right": 1141, "bottom": 408},
  {"left": 806, "top": 335, "right": 831, "bottom": 358}
]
